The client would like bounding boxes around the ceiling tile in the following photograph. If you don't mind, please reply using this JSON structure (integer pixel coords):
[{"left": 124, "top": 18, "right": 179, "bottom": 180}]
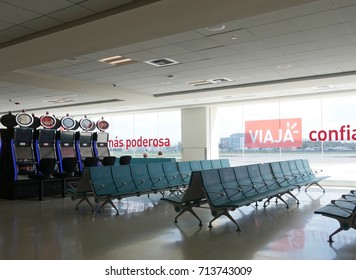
[
  {"left": 235, "top": 11, "right": 286, "bottom": 28},
  {"left": 149, "top": 45, "right": 190, "bottom": 57},
  {"left": 79, "top": 0, "right": 133, "bottom": 12},
  {"left": 161, "top": 31, "right": 204, "bottom": 44},
  {"left": 209, "top": 29, "right": 258, "bottom": 45},
  {"left": 0, "top": 25, "right": 33, "bottom": 39},
  {"left": 47, "top": 5, "right": 95, "bottom": 22},
  {"left": 321, "top": 43, "right": 356, "bottom": 56},
  {"left": 177, "top": 37, "right": 222, "bottom": 51},
  {"left": 0, "top": 2, "right": 41, "bottom": 24},
  {"left": 2, "top": 0, "right": 73, "bottom": 14},
  {"left": 248, "top": 20, "right": 298, "bottom": 38},
  {"left": 0, "top": 20, "right": 12, "bottom": 31},
  {"left": 337, "top": 4, "right": 356, "bottom": 21},
  {"left": 21, "top": 16, "right": 64, "bottom": 31},
  {"left": 289, "top": 10, "right": 344, "bottom": 30},
  {"left": 331, "top": 0, "right": 356, "bottom": 8},
  {"left": 279, "top": 0, "right": 336, "bottom": 18},
  {"left": 299, "top": 23, "right": 352, "bottom": 42}
]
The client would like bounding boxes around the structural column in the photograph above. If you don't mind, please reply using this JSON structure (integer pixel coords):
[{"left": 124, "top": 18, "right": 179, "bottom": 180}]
[{"left": 181, "top": 107, "right": 219, "bottom": 161}]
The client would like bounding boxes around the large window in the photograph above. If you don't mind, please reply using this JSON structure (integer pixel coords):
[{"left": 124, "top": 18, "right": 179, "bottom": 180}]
[
  {"left": 93, "top": 110, "right": 181, "bottom": 159},
  {"left": 216, "top": 93, "right": 356, "bottom": 183}
]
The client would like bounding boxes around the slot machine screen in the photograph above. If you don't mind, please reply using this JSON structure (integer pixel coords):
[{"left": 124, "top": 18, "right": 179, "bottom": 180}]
[
  {"left": 40, "top": 147, "right": 56, "bottom": 159},
  {"left": 14, "top": 128, "right": 32, "bottom": 143},
  {"left": 38, "top": 129, "right": 55, "bottom": 143},
  {"left": 60, "top": 131, "right": 75, "bottom": 145},
  {"left": 15, "top": 146, "right": 34, "bottom": 161},
  {"left": 61, "top": 146, "right": 76, "bottom": 158},
  {"left": 97, "top": 132, "right": 108, "bottom": 143},
  {"left": 80, "top": 132, "right": 92, "bottom": 144},
  {"left": 80, "top": 146, "right": 93, "bottom": 158}
]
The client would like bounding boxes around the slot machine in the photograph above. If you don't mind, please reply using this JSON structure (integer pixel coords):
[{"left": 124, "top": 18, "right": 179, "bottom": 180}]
[
  {"left": 93, "top": 118, "right": 110, "bottom": 161},
  {"left": 75, "top": 116, "right": 96, "bottom": 170},
  {"left": 33, "top": 113, "right": 59, "bottom": 172},
  {"left": 56, "top": 114, "right": 80, "bottom": 173},
  {"left": 0, "top": 111, "right": 36, "bottom": 182}
]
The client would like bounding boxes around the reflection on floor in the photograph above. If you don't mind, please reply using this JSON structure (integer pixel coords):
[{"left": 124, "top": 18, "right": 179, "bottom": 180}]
[{"left": 0, "top": 186, "right": 355, "bottom": 260}]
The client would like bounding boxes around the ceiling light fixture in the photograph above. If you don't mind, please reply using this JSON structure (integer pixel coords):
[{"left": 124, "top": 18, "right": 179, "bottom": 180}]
[
  {"left": 206, "top": 24, "right": 225, "bottom": 32},
  {"left": 277, "top": 64, "right": 292, "bottom": 69},
  {"left": 312, "top": 85, "right": 335, "bottom": 90},
  {"left": 98, "top": 55, "right": 134, "bottom": 66},
  {"left": 64, "top": 57, "right": 79, "bottom": 62}
]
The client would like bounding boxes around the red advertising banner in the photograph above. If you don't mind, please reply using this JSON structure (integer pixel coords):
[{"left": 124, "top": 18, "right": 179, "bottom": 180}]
[{"left": 245, "top": 118, "right": 302, "bottom": 148}]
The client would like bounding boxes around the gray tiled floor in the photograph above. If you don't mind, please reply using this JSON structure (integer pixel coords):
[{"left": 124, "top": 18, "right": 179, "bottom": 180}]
[{"left": 0, "top": 186, "right": 355, "bottom": 260}]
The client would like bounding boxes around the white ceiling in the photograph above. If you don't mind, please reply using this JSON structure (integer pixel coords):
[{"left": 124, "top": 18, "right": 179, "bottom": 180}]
[{"left": 1, "top": 0, "right": 356, "bottom": 118}]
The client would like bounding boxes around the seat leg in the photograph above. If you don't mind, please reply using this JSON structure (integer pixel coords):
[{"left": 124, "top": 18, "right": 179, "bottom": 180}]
[
  {"left": 305, "top": 182, "right": 325, "bottom": 193},
  {"left": 99, "top": 198, "right": 119, "bottom": 215},
  {"left": 174, "top": 206, "right": 203, "bottom": 226},
  {"left": 263, "top": 197, "right": 271, "bottom": 208},
  {"left": 287, "top": 191, "right": 300, "bottom": 204},
  {"left": 209, "top": 210, "right": 241, "bottom": 231},
  {"left": 276, "top": 195, "right": 289, "bottom": 209},
  {"left": 75, "top": 196, "right": 94, "bottom": 211},
  {"left": 328, "top": 227, "right": 343, "bottom": 243}
]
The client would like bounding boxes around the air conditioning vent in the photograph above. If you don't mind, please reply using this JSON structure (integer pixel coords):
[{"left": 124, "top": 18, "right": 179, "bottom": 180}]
[
  {"left": 187, "top": 78, "right": 233, "bottom": 86},
  {"left": 144, "top": 58, "right": 180, "bottom": 67}
]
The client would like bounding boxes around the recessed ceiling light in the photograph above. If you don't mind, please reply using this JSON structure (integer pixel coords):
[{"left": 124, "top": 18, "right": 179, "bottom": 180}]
[
  {"left": 223, "top": 95, "right": 234, "bottom": 99},
  {"left": 98, "top": 55, "right": 134, "bottom": 66},
  {"left": 206, "top": 24, "right": 225, "bottom": 32},
  {"left": 43, "top": 98, "right": 73, "bottom": 103},
  {"left": 312, "top": 85, "right": 335, "bottom": 90},
  {"left": 187, "top": 80, "right": 214, "bottom": 86},
  {"left": 277, "top": 64, "right": 292, "bottom": 69},
  {"left": 64, "top": 57, "right": 79, "bottom": 62}
]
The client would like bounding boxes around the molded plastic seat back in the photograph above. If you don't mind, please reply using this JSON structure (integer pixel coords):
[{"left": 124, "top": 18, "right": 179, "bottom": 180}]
[
  {"left": 130, "top": 164, "right": 153, "bottom": 193},
  {"left": 111, "top": 165, "right": 137, "bottom": 195}
]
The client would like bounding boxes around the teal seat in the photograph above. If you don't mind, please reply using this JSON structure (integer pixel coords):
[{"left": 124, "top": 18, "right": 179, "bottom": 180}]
[
  {"left": 66, "top": 167, "right": 95, "bottom": 211},
  {"left": 147, "top": 162, "right": 170, "bottom": 192},
  {"left": 248, "top": 163, "right": 296, "bottom": 208},
  {"left": 301, "top": 159, "right": 329, "bottom": 192},
  {"left": 162, "top": 162, "right": 185, "bottom": 188},
  {"left": 220, "top": 159, "right": 230, "bottom": 167},
  {"left": 218, "top": 167, "right": 251, "bottom": 204},
  {"left": 89, "top": 166, "right": 120, "bottom": 214},
  {"left": 200, "top": 160, "right": 213, "bottom": 170},
  {"left": 177, "top": 161, "right": 192, "bottom": 185},
  {"left": 189, "top": 160, "right": 202, "bottom": 171},
  {"left": 315, "top": 197, "right": 356, "bottom": 242},
  {"left": 200, "top": 169, "right": 242, "bottom": 231},
  {"left": 161, "top": 171, "right": 207, "bottom": 226},
  {"left": 130, "top": 164, "right": 154, "bottom": 194},
  {"left": 233, "top": 165, "right": 268, "bottom": 203},
  {"left": 110, "top": 165, "right": 138, "bottom": 196},
  {"left": 211, "top": 159, "right": 222, "bottom": 169}
]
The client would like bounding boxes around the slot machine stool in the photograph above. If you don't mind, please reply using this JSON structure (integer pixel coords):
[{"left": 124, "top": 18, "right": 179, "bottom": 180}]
[{"left": 29, "top": 158, "right": 57, "bottom": 201}]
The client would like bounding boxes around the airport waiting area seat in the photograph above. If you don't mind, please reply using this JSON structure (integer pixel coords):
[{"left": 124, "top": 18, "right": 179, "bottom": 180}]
[
  {"left": 67, "top": 157, "right": 329, "bottom": 229},
  {"left": 162, "top": 159, "right": 328, "bottom": 231},
  {"left": 68, "top": 158, "right": 230, "bottom": 213},
  {"left": 314, "top": 190, "right": 356, "bottom": 242}
]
